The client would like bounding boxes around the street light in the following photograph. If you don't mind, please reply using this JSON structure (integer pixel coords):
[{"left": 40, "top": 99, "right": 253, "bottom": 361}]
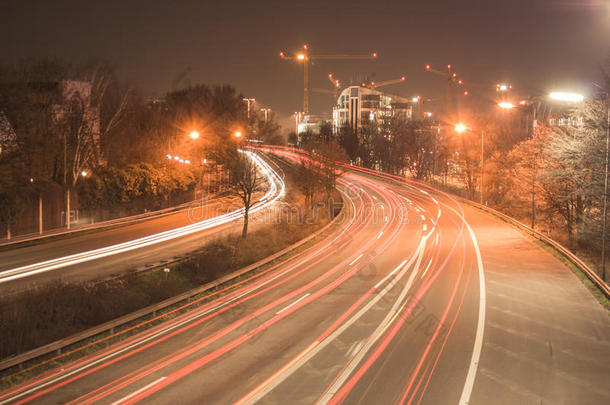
[
  {"left": 549, "top": 92, "right": 584, "bottom": 102},
  {"left": 81, "top": 170, "right": 88, "bottom": 177},
  {"left": 498, "top": 101, "right": 516, "bottom": 109},
  {"left": 189, "top": 131, "right": 200, "bottom": 140},
  {"left": 455, "top": 123, "right": 485, "bottom": 205},
  {"left": 455, "top": 123, "right": 467, "bottom": 133},
  {"left": 234, "top": 131, "right": 243, "bottom": 139}
]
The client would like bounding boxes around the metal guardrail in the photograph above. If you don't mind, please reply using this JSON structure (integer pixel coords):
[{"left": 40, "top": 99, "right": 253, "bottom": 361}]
[
  {"left": 462, "top": 198, "right": 610, "bottom": 300},
  {"left": 0, "top": 192, "right": 230, "bottom": 248},
  {"left": 0, "top": 200, "right": 344, "bottom": 373},
  {"left": 259, "top": 145, "right": 610, "bottom": 299}
]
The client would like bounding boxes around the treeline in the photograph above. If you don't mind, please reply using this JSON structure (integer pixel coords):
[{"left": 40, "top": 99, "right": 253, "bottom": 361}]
[
  {"left": 299, "top": 67, "right": 609, "bottom": 277},
  {"left": 0, "top": 58, "right": 283, "bottom": 235},
  {"left": 78, "top": 164, "right": 197, "bottom": 214}
]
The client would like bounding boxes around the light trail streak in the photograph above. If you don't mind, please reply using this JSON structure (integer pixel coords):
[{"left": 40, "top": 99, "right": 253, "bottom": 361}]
[{"left": 0, "top": 151, "right": 284, "bottom": 284}]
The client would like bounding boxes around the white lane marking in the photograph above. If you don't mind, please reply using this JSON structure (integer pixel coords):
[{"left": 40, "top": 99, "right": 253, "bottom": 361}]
[
  {"left": 349, "top": 254, "right": 363, "bottom": 266},
  {"left": 2, "top": 173, "right": 364, "bottom": 405},
  {"left": 374, "top": 259, "right": 407, "bottom": 289},
  {"left": 435, "top": 233, "right": 439, "bottom": 245},
  {"left": 318, "top": 243, "right": 426, "bottom": 404},
  {"left": 420, "top": 215, "right": 425, "bottom": 221},
  {"left": 385, "top": 216, "right": 388, "bottom": 222},
  {"left": 421, "top": 257, "right": 434, "bottom": 279},
  {"left": 458, "top": 216, "right": 486, "bottom": 405},
  {"left": 0, "top": 151, "right": 284, "bottom": 284},
  {"left": 111, "top": 376, "right": 166, "bottom": 405},
  {"left": 377, "top": 231, "right": 383, "bottom": 240},
  {"left": 423, "top": 224, "right": 428, "bottom": 232},
  {"left": 276, "top": 293, "right": 310, "bottom": 315},
  {"left": 240, "top": 240, "right": 426, "bottom": 405}
]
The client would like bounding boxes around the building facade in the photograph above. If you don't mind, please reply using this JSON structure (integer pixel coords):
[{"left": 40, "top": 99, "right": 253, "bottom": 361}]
[{"left": 332, "top": 86, "right": 413, "bottom": 132}]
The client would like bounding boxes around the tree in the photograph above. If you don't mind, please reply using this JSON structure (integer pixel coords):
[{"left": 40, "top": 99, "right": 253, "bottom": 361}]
[
  {"left": 510, "top": 126, "right": 549, "bottom": 228},
  {"left": 229, "top": 152, "right": 265, "bottom": 238}
]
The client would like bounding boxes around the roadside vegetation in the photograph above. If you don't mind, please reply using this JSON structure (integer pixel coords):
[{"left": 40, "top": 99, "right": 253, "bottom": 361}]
[
  {"left": 0, "top": 58, "right": 285, "bottom": 235},
  {"left": 296, "top": 63, "right": 610, "bottom": 282},
  {"left": 0, "top": 158, "right": 342, "bottom": 362}
]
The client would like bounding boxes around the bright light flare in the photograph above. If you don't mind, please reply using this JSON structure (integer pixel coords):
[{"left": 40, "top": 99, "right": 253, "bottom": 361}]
[
  {"left": 498, "top": 101, "right": 515, "bottom": 109},
  {"left": 412, "top": 96, "right": 420, "bottom": 103},
  {"left": 455, "top": 123, "right": 467, "bottom": 133},
  {"left": 81, "top": 170, "right": 88, "bottom": 177},
  {"left": 297, "top": 54, "right": 305, "bottom": 60},
  {"left": 234, "top": 131, "right": 243, "bottom": 138},
  {"left": 549, "top": 92, "right": 584, "bottom": 102},
  {"left": 189, "top": 131, "right": 200, "bottom": 140}
]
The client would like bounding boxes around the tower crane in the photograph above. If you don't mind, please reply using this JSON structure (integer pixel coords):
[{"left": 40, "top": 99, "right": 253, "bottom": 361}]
[
  {"left": 312, "top": 73, "right": 342, "bottom": 105},
  {"left": 363, "top": 75, "right": 406, "bottom": 90},
  {"left": 425, "top": 64, "right": 472, "bottom": 121},
  {"left": 280, "top": 44, "right": 377, "bottom": 114}
]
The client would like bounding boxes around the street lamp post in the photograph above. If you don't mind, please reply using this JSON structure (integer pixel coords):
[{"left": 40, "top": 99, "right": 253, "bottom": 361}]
[
  {"left": 601, "top": 91, "right": 609, "bottom": 282},
  {"left": 455, "top": 123, "right": 485, "bottom": 205}
]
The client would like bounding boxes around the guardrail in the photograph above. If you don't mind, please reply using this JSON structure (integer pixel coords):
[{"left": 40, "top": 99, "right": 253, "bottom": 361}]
[
  {"left": 257, "top": 145, "right": 610, "bottom": 299},
  {"left": 0, "top": 199, "right": 344, "bottom": 373},
  {"left": 0, "top": 192, "right": 230, "bottom": 249},
  {"left": 461, "top": 198, "right": 610, "bottom": 300}
]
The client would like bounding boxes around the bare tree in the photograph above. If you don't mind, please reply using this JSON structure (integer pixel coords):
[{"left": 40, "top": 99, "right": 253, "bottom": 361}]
[
  {"left": 229, "top": 152, "right": 265, "bottom": 238},
  {"left": 58, "top": 65, "right": 130, "bottom": 228}
]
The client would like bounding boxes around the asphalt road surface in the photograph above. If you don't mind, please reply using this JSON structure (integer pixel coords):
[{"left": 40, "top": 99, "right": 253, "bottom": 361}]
[
  {"left": 0, "top": 148, "right": 608, "bottom": 404},
  {"left": 0, "top": 151, "right": 283, "bottom": 293}
]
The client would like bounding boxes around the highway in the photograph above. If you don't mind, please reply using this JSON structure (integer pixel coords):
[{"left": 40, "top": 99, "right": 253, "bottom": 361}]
[
  {"left": 0, "top": 151, "right": 284, "bottom": 293},
  {"left": 0, "top": 148, "right": 609, "bottom": 404}
]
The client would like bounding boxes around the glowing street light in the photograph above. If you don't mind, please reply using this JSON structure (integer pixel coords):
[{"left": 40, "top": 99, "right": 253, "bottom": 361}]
[
  {"left": 81, "top": 170, "right": 88, "bottom": 177},
  {"left": 412, "top": 96, "right": 420, "bottom": 103},
  {"left": 234, "top": 131, "right": 243, "bottom": 138},
  {"left": 455, "top": 123, "right": 467, "bottom": 133},
  {"left": 166, "top": 154, "right": 172, "bottom": 160},
  {"left": 297, "top": 54, "right": 305, "bottom": 60},
  {"left": 498, "top": 101, "right": 516, "bottom": 109},
  {"left": 549, "top": 91, "right": 584, "bottom": 102},
  {"left": 189, "top": 131, "right": 200, "bottom": 140}
]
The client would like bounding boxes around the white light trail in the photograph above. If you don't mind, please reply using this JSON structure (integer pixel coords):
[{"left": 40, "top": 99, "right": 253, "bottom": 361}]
[{"left": 0, "top": 151, "right": 285, "bottom": 284}]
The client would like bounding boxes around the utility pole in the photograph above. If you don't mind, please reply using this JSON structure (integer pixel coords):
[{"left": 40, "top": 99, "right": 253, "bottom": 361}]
[
  {"left": 481, "top": 129, "right": 485, "bottom": 205},
  {"left": 280, "top": 44, "right": 377, "bottom": 114},
  {"left": 602, "top": 90, "right": 609, "bottom": 282}
]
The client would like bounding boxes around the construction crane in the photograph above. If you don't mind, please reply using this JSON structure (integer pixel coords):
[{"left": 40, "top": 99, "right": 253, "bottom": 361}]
[
  {"left": 425, "top": 64, "right": 466, "bottom": 121},
  {"left": 280, "top": 44, "right": 377, "bottom": 114},
  {"left": 363, "top": 75, "right": 406, "bottom": 90},
  {"left": 312, "top": 73, "right": 342, "bottom": 105}
]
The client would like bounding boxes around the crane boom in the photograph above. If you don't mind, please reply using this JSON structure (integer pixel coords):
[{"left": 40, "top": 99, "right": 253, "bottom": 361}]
[
  {"left": 280, "top": 45, "right": 377, "bottom": 114},
  {"left": 366, "top": 76, "right": 406, "bottom": 90}
]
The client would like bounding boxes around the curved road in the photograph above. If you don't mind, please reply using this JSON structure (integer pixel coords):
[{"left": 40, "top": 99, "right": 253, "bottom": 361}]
[
  {"left": 0, "top": 148, "right": 608, "bottom": 404},
  {"left": 0, "top": 151, "right": 284, "bottom": 293}
]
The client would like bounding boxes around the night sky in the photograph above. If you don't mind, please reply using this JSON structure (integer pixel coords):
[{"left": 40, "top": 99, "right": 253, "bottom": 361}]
[{"left": 1, "top": 0, "right": 609, "bottom": 124}]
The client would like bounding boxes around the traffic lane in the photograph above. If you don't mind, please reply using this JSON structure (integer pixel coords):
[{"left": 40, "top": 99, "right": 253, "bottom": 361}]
[
  {"left": 463, "top": 204, "right": 610, "bottom": 405},
  {"left": 11, "top": 181, "right": 380, "bottom": 402},
  {"left": 313, "top": 188, "right": 475, "bottom": 405},
  {"left": 0, "top": 196, "right": 244, "bottom": 272},
  {"left": 0, "top": 203, "right": 271, "bottom": 294},
  {"left": 100, "top": 189, "right": 420, "bottom": 404}
]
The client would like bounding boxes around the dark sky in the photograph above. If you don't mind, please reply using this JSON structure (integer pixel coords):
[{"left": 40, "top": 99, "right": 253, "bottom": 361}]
[{"left": 1, "top": 0, "right": 609, "bottom": 123}]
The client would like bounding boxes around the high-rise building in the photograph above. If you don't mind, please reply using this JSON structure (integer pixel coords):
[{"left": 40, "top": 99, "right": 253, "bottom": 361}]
[{"left": 332, "top": 86, "right": 413, "bottom": 133}]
